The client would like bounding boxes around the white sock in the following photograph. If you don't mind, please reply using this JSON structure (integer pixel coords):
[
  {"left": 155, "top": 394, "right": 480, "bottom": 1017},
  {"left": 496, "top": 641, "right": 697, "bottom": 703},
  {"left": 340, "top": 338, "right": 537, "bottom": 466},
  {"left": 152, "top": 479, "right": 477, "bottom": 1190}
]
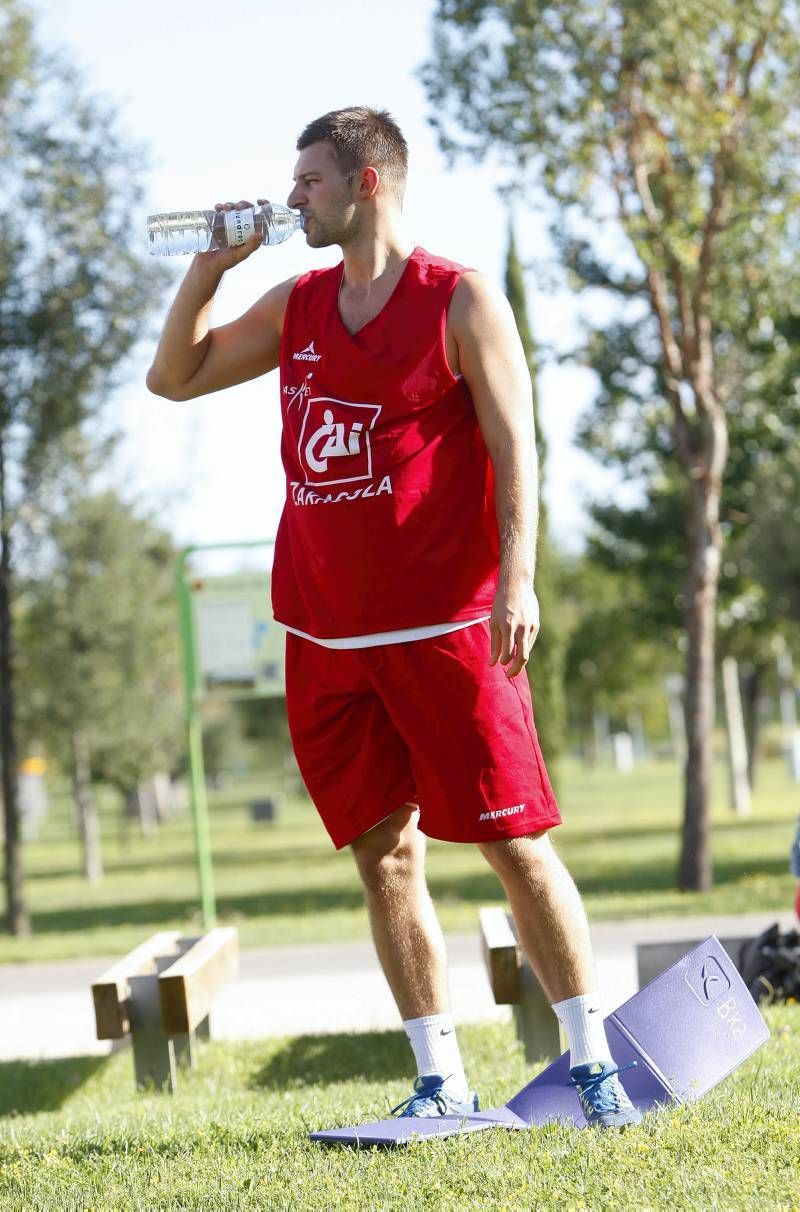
[
  {"left": 551, "top": 992, "right": 613, "bottom": 1069},
  {"left": 402, "top": 1013, "right": 470, "bottom": 1099}
]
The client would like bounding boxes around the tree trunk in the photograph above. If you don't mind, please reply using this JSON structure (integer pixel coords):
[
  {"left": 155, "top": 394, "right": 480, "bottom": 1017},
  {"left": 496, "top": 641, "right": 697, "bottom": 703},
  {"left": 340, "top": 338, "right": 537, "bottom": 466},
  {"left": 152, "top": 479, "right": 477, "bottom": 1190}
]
[
  {"left": 678, "top": 479, "right": 720, "bottom": 892},
  {"left": 664, "top": 674, "right": 687, "bottom": 764},
  {"left": 742, "top": 662, "right": 765, "bottom": 790},
  {"left": 71, "top": 730, "right": 103, "bottom": 882},
  {"left": 777, "top": 647, "right": 800, "bottom": 783},
  {"left": 628, "top": 712, "right": 647, "bottom": 760},
  {"left": 137, "top": 781, "right": 159, "bottom": 838},
  {"left": 125, "top": 786, "right": 158, "bottom": 839},
  {"left": 150, "top": 772, "right": 174, "bottom": 823},
  {"left": 593, "top": 710, "right": 610, "bottom": 764},
  {"left": 0, "top": 436, "right": 29, "bottom": 935},
  {"left": 721, "top": 656, "right": 752, "bottom": 816}
]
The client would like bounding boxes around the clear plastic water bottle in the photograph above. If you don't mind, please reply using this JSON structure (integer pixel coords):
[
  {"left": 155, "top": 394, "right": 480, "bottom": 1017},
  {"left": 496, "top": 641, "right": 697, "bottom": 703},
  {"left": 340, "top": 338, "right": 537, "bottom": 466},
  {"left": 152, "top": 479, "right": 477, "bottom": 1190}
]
[{"left": 147, "top": 202, "right": 303, "bottom": 256}]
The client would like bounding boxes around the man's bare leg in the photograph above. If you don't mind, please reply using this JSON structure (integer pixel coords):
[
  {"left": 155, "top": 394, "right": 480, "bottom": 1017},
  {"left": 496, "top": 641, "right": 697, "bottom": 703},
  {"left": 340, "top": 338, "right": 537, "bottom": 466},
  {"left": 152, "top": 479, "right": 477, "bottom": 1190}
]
[
  {"left": 351, "top": 803, "right": 448, "bottom": 1019},
  {"left": 479, "top": 829, "right": 642, "bottom": 1127},
  {"left": 477, "top": 829, "right": 595, "bottom": 1002},
  {"left": 351, "top": 804, "right": 472, "bottom": 1105}
]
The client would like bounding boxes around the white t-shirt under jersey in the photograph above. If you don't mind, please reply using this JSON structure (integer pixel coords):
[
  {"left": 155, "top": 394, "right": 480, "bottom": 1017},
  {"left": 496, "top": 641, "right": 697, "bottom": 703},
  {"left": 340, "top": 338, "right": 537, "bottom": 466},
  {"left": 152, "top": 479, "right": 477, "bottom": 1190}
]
[{"left": 282, "top": 616, "right": 491, "bottom": 650}]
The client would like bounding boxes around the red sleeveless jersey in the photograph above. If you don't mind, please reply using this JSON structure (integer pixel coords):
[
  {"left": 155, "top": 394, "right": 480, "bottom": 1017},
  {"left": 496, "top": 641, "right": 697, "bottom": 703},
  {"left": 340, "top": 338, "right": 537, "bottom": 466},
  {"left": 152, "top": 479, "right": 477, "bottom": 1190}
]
[{"left": 271, "top": 246, "right": 500, "bottom": 638}]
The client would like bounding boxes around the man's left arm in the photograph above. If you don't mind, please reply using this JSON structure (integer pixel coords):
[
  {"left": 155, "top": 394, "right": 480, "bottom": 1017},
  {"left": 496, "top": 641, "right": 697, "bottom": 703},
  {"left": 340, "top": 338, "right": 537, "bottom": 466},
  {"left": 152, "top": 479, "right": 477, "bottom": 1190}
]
[{"left": 449, "top": 271, "right": 540, "bottom": 678}]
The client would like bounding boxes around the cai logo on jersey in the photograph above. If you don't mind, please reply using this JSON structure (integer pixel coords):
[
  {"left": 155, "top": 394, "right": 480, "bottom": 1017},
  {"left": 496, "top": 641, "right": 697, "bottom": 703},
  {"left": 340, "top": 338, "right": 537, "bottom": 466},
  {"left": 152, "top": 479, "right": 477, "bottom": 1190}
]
[{"left": 297, "top": 396, "right": 382, "bottom": 486}]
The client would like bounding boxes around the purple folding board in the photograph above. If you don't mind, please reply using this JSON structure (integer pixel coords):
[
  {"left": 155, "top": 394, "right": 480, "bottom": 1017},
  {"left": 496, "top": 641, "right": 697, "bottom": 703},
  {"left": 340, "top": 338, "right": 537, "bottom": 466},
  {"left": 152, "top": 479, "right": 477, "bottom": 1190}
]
[{"left": 309, "top": 935, "right": 769, "bottom": 1147}]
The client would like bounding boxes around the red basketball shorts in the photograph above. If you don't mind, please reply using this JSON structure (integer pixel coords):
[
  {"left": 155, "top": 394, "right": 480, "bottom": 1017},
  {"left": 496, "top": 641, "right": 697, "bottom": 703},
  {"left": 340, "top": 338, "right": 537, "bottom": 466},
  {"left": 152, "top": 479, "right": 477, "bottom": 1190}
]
[{"left": 284, "top": 621, "right": 561, "bottom": 849}]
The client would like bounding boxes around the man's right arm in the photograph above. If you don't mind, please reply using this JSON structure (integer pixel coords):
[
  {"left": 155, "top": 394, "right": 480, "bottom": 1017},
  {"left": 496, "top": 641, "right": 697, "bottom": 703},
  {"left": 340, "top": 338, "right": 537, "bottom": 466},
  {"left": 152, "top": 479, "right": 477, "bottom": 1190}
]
[{"left": 146, "top": 236, "right": 298, "bottom": 402}]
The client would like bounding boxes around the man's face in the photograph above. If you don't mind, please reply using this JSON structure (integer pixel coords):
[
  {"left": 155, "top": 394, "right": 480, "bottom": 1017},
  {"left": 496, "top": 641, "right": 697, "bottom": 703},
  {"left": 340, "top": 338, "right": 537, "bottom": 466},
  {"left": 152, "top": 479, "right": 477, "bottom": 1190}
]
[{"left": 287, "top": 142, "right": 358, "bottom": 249}]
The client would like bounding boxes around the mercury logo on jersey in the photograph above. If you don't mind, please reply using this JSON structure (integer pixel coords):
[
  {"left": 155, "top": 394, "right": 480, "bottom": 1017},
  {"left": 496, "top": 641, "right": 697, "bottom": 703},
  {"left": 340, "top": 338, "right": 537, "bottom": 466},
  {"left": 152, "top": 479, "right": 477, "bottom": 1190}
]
[
  {"left": 292, "top": 340, "right": 322, "bottom": 362},
  {"left": 479, "top": 804, "right": 526, "bottom": 822},
  {"left": 296, "top": 396, "right": 382, "bottom": 486}
]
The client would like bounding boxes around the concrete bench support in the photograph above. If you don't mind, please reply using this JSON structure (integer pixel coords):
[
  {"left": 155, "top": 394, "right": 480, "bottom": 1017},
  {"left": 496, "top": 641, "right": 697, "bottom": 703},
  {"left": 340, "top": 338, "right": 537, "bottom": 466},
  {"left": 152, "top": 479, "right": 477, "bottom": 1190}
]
[
  {"left": 479, "top": 906, "right": 561, "bottom": 1062},
  {"left": 92, "top": 927, "right": 238, "bottom": 1092},
  {"left": 128, "top": 957, "right": 195, "bottom": 1093},
  {"left": 636, "top": 935, "right": 751, "bottom": 990}
]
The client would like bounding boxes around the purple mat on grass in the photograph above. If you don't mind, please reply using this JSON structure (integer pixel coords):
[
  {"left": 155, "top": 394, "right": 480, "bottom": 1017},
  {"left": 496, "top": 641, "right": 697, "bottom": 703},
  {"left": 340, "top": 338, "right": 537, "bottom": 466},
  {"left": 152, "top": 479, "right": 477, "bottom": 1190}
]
[{"left": 309, "top": 936, "right": 769, "bottom": 1146}]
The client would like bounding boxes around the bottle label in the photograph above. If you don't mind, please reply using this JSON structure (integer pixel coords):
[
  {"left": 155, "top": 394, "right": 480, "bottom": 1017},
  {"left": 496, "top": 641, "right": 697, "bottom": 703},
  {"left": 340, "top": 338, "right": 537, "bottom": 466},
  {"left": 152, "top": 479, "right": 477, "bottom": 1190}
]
[{"left": 224, "top": 207, "right": 256, "bottom": 247}]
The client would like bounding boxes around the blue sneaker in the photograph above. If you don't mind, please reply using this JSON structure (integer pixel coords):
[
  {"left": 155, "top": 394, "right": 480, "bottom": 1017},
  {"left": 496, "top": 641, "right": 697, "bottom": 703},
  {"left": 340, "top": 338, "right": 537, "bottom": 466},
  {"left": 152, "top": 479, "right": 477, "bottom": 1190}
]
[
  {"left": 390, "top": 1074, "right": 479, "bottom": 1119},
  {"left": 569, "top": 1060, "right": 643, "bottom": 1129}
]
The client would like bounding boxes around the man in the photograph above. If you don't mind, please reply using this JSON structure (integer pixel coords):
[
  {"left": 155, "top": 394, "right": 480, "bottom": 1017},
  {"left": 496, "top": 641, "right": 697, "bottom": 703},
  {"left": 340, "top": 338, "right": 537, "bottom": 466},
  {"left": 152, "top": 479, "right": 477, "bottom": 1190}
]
[{"left": 147, "top": 106, "right": 641, "bottom": 1129}]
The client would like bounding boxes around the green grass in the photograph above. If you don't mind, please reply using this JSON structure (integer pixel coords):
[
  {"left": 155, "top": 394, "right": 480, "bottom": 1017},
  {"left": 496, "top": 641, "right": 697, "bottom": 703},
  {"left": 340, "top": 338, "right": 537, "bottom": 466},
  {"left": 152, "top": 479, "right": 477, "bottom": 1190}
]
[
  {"left": 1, "top": 1011, "right": 798, "bottom": 1210},
  {"left": 2, "top": 756, "right": 799, "bottom": 964}
]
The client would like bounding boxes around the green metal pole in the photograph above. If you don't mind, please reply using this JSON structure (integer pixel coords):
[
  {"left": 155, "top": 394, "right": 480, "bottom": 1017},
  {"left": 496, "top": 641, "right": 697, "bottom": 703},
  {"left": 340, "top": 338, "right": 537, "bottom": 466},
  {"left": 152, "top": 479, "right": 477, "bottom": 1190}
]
[
  {"left": 186, "top": 704, "right": 215, "bottom": 927},
  {"left": 177, "top": 549, "right": 216, "bottom": 928}
]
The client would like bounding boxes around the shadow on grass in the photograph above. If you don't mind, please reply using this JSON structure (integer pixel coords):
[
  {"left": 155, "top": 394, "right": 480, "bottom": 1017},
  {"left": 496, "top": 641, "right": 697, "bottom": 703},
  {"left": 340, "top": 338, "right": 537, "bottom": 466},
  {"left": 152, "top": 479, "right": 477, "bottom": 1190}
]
[
  {"left": 251, "top": 1029, "right": 410, "bottom": 1091},
  {"left": 557, "top": 814, "right": 796, "bottom": 850},
  {"left": 26, "top": 844, "right": 335, "bottom": 884},
  {"left": 565, "top": 854, "right": 793, "bottom": 899},
  {"left": 28, "top": 811, "right": 796, "bottom": 887},
  {"left": 0, "top": 1055, "right": 108, "bottom": 1116},
  {"left": 23, "top": 850, "right": 794, "bottom": 937},
  {"left": 553, "top": 824, "right": 680, "bottom": 848},
  {"left": 28, "top": 886, "right": 369, "bottom": 935}
]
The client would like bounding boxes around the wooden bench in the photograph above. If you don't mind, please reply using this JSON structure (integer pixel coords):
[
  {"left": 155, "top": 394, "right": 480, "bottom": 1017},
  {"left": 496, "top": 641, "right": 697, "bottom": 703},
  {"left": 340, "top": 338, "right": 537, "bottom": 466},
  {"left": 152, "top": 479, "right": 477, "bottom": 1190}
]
[
  {"left": 92, "top": 927, "right": 238, "bottom": 1092},
  {"left": 479, "top": 906, "right": 562, "bottom": 1061}
]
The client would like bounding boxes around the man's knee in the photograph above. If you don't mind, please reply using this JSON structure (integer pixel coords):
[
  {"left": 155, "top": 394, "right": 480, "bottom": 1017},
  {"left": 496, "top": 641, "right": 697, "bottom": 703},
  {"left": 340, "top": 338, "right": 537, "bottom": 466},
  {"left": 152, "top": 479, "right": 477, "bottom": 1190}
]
[
  {"left": 477, "top": 830, "right": 555, "bottom": 880},
  {"left": 351, "top": 803, "right": 423, "bottom": 892}
]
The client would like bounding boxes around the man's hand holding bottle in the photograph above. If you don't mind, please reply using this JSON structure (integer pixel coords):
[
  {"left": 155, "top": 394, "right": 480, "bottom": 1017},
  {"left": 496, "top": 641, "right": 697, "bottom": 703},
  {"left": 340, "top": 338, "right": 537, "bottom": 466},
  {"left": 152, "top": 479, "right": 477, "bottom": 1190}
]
[
  {"left": 196, "top": 200, "right": 267, "bottom": 271},
  {"left": 147, "top": 197, "right": 302, "bottom": 259}
]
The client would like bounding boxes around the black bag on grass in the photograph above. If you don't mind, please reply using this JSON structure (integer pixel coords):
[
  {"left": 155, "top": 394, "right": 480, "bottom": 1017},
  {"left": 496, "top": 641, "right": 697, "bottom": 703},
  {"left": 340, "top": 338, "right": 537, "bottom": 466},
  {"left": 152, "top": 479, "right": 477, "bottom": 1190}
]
[{"left": 739, "top": 924, "right": 800, "bottom": 1004}]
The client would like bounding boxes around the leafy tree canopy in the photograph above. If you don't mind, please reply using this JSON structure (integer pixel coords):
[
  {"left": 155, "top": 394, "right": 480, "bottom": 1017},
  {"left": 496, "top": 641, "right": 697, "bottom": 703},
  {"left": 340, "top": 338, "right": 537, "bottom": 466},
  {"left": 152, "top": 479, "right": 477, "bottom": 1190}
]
[
  {"left": 0, "top": 0, "right": 165, "bottom": 487},
  {"left": 18, "top": 490, "right": 183, "bottom": 794}
]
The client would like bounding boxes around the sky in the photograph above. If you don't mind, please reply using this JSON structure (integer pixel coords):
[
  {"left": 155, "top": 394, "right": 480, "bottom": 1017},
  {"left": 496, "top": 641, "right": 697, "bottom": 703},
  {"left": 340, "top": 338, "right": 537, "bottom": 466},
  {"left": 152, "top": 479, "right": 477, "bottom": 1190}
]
[{"left": 32, "top": 0, "right": 624, "bottom": 559}]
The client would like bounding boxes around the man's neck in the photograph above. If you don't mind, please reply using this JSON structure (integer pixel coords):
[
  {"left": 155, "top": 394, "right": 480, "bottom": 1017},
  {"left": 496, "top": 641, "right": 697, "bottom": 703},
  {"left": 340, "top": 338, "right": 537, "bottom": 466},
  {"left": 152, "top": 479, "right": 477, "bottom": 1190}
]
[{"left": 340, "top": 216, "right": 415, "bottom": 291}]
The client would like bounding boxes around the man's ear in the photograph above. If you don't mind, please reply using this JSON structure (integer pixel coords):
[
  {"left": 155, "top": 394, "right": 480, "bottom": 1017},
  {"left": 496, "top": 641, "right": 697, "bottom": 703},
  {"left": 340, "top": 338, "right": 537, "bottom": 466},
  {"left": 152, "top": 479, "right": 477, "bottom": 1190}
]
[{"left": 356, "top": 166, "right": 380, "bottom": 200}]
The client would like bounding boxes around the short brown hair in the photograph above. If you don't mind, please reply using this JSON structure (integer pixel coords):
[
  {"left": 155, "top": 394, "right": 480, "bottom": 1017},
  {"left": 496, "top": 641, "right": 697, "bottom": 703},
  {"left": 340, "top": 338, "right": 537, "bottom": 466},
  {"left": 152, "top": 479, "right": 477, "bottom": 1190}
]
[{"left": 297, "top": 106, "right": 408, "bottom": 198}]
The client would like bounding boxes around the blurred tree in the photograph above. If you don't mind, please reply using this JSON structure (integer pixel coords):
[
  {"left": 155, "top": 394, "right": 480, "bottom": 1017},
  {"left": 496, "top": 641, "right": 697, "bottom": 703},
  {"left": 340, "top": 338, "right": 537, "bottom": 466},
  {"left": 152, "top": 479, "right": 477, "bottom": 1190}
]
[
  {"left": 504, "top": 223, "right": 566, "bottom": 785},
  {"left": 18, "top": 491, "right": 183, "bottom": 881},
  {"left": 740, "top": 316, "right": 800, "bottom": 626},
  {"left": 423, "top": 0, "right": 800, "bottom": 889},
  {"left": 560, "top": 557, "right": 674, "bottom": 761},
  {"left": 0, "top": 1, "right": 164, "bottom": 928},
  {"left": 200, "top": 702, "right": 246, "bottom": 788},
  {"left": 745, "top": 447, "right": 800, "bottom": 622},
  {"left": 580, "top": 306, "right": 800, "bottom": 787},
  {"left": 237, "top": 696, "right": 291, "bottom": 750}
]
